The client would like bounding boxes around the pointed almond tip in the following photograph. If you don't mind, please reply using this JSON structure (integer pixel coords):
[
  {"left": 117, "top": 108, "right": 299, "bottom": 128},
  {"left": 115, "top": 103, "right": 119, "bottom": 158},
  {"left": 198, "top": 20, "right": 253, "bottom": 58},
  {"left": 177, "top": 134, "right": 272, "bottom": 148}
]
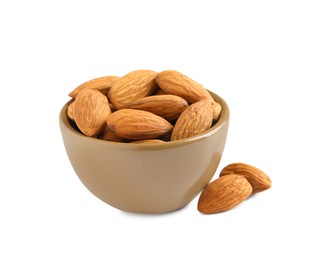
[{"left": 197, "top": 174, "right": 253, "bottom": 214}]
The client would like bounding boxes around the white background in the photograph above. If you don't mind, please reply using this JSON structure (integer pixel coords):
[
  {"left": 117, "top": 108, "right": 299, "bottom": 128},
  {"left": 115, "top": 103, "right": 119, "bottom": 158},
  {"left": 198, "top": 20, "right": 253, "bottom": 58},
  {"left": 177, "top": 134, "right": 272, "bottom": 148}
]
[{"left": 1, "top": 0, "right": 321, "bottom": 259}]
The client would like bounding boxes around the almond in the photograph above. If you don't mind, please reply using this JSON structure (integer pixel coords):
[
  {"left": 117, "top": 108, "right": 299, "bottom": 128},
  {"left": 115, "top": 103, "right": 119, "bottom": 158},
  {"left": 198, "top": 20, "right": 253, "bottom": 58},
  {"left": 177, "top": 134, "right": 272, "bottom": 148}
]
[
  {"left": 98, "top": 127, "right": 127, "bottom": 142},
  {"left": 171, "top": 100, "right": 213, "bottom": 141},
  {"left": 127, "top": 94, "right": 188, "bottom": 121},
  {"left": 211, "top": 100, "right": 222, "bottom": 120},
  {"left": 107, "top": 109, "right": 173, "bottom": 140},
  {"left": 74, "top": 89, "right": 111, "bottom": 137},
  {"left": 69, "top": 76, "right": 120, "bottom": 98},
  {"left": 108, "top": 70, "right": 158, "bottom": 110},
  {"left": 156, "top": 70, "right": 213, "bottom": 104},
  {"left": 198, "top": 174, "right": 253, "bottom": 214},
  {"left": 220, "top": 163, "right": 271, "bottom": 193},
  {"left": 131, "top": 139, "right": 165, "bottom": 144},
  {"left": 67, "top": 101, "right": 75, "bottom": 121}
]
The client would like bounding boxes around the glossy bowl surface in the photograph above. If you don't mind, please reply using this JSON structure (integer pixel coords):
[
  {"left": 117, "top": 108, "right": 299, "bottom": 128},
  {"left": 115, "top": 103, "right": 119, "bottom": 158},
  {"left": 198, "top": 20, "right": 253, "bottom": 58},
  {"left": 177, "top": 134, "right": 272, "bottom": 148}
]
[{"left": 59, "top": 91, "right": 229, "bottom": 213}]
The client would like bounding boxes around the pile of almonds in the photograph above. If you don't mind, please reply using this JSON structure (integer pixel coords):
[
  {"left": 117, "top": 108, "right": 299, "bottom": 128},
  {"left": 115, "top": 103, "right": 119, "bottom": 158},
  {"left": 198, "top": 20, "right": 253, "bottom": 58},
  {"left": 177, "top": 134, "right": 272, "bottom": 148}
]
[
  {"left": 198, "top": 163, "right": 272, "bottom": 214},
  {"left": 67, "top": 70, "right": 222, "bottom": 142}
]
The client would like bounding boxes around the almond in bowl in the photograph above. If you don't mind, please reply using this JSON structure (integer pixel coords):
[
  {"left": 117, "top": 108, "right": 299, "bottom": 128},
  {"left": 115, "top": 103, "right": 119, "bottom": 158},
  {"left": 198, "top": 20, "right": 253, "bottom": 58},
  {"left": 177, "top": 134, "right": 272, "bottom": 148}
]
[{"left": 59, "top": 70, "right": 229, "bottom": 213}]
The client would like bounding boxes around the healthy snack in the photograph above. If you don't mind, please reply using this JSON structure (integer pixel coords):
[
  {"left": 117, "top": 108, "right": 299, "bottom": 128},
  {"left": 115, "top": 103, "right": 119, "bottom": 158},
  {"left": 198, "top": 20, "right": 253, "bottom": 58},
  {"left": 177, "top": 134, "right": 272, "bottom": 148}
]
[
  {"left": 107, "top": 109, "right": 173, "bottom": 140},
  {"left": 73, "top": 89, "right": 111, "bottom": 137},
  {"left": 66, "top": 70, "right": 271, "bottom": 214},
  {"left": 171, "top": 99, "right": 213, "bottom": 141},
  {"left": 69, "top": 76, "right": 120, "bottom": 98},
  {"left": 67, "top": 69, "right": 222, "bottom": 142},
  {"left": 198, "top": 174, "right": 253, "bottom": 214},
  {"left": 198, "top": 163, "right": 271, "bottom": 214},
  {"left": 220, "top": 163, "right": 272, "bottom": 193},
  {"left": 108, "top": 70, "right": 158, "bottom": 110},
  {"left": 156, "top": 70, "right": 213, "bottom": 103},
  {"left": 127, "top": 94, "right": 188, "bottom": 121}
]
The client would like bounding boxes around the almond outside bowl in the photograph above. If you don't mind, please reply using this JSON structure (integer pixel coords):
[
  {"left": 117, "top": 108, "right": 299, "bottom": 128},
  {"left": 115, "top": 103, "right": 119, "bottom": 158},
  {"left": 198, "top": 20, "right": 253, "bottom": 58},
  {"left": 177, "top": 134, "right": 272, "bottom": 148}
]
[{"left": 59, "top": 91, "right": 229, "bottom": 214}]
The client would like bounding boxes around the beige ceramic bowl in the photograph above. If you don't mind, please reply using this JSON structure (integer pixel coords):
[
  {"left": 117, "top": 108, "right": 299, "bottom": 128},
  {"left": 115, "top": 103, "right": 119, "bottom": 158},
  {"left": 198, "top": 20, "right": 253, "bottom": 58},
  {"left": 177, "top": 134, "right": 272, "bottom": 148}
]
[{"left": 59, "top": 91, "right": 229, "bottom": 214}]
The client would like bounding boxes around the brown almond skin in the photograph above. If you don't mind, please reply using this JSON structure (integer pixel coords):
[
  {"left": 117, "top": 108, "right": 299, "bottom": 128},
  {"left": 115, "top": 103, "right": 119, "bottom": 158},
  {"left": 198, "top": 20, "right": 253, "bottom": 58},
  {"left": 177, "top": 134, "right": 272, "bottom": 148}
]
[
  {"left": 220, "top": 163, "right": 272, "bottom": 193},
  {"left": 156, "top": 70, "right": 213, "bottom": 104},
  {"left": 69, "top": 76, "right": 120, "bottom": 98},
  {"left": 74, "top": 89, "right": 111, "bottom": 137},
  {"left": 108, "top": 70, "right": 158, "bottom": 110},
  {"left": 67, "top": 101, "right": 75, "bottom": 121},
  {"left": 127, "top": 95, "right": 188, "bottom": 121},
  {"left": 171, "top": 100, "right": 213, "bottom": 141},
  {"left": 107, "top": 109, "right": 173, "bottom": 140},
  {"left": 198, "top": 174, "right": 253, "bottom": 214},
  {"left": 98, "top": 127, "right": 128, "bottom": 142},
  {"left": 131, "top": 139, "right": 165, "bottom": 144},
  {"left": 212, "top": 100, "right": 222, "bottom": 120}
]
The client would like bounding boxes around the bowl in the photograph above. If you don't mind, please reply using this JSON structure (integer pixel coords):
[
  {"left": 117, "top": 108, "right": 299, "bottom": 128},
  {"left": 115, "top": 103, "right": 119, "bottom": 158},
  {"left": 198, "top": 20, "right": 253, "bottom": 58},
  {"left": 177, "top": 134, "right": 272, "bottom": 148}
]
[{"left": 59, "top": 91, "right": 229, "bottom": 214}]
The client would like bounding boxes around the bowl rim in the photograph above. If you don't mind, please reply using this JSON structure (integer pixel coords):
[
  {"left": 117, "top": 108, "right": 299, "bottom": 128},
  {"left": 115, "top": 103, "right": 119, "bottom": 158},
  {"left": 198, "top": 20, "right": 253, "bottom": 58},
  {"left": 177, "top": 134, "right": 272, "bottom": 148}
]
[{"left": 59, "top": 90, "right": 229, "bottom": 150}]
